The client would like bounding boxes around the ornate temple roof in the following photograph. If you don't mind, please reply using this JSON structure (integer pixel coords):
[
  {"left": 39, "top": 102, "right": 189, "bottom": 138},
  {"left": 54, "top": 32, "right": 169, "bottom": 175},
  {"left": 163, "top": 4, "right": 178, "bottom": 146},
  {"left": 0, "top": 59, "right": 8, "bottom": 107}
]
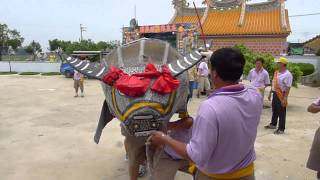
[
  {"left": 170, "top": 0, "right": 291, "bottom": 36},
  {"left": 171, "top": 7, "right": 206, "bottom": 24}
]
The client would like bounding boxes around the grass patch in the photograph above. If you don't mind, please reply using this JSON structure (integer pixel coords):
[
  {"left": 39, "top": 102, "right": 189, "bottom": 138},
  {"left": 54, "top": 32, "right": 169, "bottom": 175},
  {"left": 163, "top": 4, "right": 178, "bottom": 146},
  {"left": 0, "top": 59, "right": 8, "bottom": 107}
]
[
  {"left": 19, "top": 72, "right": 40, "bottom": 75},
  {"left": 41, "top": 72, "right": 61, "bottom": 76},
  {"left": 0, "top": 71, "right": 18, "bottom": 75}
]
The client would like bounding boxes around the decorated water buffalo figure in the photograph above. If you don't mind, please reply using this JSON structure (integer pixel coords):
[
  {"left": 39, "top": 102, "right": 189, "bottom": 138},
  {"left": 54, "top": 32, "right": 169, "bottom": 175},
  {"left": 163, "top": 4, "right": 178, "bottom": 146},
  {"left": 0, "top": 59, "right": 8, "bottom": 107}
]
[{"left": 66, "top": 38, "right": 204, "bottom": 179}]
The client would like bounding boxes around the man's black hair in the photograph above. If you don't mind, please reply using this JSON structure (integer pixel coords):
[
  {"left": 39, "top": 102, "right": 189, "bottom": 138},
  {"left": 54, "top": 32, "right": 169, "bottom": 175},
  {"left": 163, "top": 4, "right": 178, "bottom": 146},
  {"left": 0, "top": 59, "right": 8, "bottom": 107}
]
[
  {"left": 210, "top": 48, "right": 245, "bottom": 82},
  {"left": 255, "top": 57, "right": 264, "bottom": 64}
]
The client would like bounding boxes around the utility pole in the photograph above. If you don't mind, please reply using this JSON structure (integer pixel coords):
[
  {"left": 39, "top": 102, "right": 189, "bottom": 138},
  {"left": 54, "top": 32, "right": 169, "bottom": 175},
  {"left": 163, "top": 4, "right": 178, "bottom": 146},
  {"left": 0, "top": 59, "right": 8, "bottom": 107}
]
[{"left": 80, "top": 24, "right": 87, "bottom": 42}]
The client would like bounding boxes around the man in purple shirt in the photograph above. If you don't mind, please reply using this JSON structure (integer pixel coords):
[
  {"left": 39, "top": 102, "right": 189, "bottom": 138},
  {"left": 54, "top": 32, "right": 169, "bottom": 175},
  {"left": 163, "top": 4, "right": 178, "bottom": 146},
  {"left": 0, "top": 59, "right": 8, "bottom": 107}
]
[
  {"left": 151, "top": 48, "right": 262, "bottom": 180},
  {"left": 307, "top": 98, "right": 320, "bottom": 180},
  {"left": 247, "top": 58, "right": 270, "bottom": 101}
]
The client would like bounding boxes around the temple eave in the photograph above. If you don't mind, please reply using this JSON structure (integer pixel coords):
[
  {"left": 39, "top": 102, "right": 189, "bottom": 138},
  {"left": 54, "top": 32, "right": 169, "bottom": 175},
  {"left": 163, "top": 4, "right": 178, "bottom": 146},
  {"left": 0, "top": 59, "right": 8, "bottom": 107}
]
[{"left": 200, "top": 33, "right": 290, "bottom": 38}]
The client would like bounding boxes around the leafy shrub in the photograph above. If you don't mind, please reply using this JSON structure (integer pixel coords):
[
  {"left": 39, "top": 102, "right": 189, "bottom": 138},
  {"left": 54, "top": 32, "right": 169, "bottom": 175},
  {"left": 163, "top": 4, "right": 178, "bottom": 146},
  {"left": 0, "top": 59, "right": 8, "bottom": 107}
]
[
  {"left": 234, "top": 44, "right": 302, "bottom": 87},
  {"left": 19, "top": 72, "right": 40, "bottom": 75},
  {"left": 41, "top": 72, "right": 61, "bottom": 76},
  {"left": 0, "top": 71, "right": 18, "bottom": 75},
  {"left": 291, "top": 63, "right": 315, "bottom": 76},
  {"left": 287, "top": 63, "right": 303, "bottom": 87}
]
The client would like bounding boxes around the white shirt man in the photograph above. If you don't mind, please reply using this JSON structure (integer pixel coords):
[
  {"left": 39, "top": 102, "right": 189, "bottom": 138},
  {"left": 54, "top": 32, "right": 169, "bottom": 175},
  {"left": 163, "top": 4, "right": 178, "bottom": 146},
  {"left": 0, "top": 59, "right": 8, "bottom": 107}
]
[
  {"left": 197, "top": 60, "right": 211, "bottom": 98},
  {"left": 247, "top": 58, "right": 270, "bottom": 100}
]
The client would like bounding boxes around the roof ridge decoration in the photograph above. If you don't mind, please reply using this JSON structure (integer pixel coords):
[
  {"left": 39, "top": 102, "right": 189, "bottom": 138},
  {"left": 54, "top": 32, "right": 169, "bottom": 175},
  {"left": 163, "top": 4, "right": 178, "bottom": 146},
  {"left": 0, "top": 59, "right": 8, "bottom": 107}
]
[
  {"left": 171, "top": 0, "right": 206, "bottom": 24},
  {"left": 280, "top": 0, "right": 288, "bottom": 29},
  {"left": 246, "top": 0, "right": 280, "bottom": 11},
  {"left": 238, "top": 0, "right": 246, "bottom": 26},
  {"left": 208, "top": 0, "right": 242, "bottom": 10},
  {"left": 172, "top": 0, "right": 189, "bottom": 9}
]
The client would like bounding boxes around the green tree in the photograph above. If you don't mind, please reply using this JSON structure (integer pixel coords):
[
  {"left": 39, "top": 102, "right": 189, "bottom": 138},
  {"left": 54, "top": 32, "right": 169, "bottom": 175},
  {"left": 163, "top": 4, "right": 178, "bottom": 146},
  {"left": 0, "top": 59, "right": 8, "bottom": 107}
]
[
  {"left": 234, "top": 44, "right": 302, "bottom": 87},
  {"left": 97, "top": 41, "right": 115, "bottom": 50},
  {"left": 0, "top": 23, "right": 24, "bottom": 60},
  {"left": 24, "top": 45, "right": 34, "bottom": 55},
  {"left": 48, "top": 39, "right": 71, "bottom": 51},
  {"left": 49, "top": 39, "right": 116, "bottom": 53},
  {"left": 48, "top": 39, "right": 116, "bottom": 61},
  {"left": 24, "top": 40, "right": 42, "bottom": 61},
  {"left": 24, "top": 40, "right": 41, "bottom": 54},
  {"left": 0, "top": 24, "right": 24, "bottom": 50}
]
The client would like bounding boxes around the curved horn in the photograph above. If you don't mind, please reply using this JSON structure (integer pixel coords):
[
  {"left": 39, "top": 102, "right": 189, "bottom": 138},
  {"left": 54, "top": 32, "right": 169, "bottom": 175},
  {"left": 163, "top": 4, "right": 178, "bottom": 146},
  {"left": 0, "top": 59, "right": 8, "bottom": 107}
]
[
  {"left": 66, "top": 57, "right": 108, "bottom": 80},
  {"left": 171, "top": 50, "right": 205, "bottom": 77}
]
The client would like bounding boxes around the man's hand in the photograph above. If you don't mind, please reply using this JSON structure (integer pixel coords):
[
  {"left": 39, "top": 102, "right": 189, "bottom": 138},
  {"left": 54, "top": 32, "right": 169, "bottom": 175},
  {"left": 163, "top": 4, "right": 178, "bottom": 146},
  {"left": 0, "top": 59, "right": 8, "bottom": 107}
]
[
  {"left": 268, "top": 93, "right": 272, "bottom": 101},
  {"left": 151, "top": 131, "right": 190, "bottom": 160},
  {"left": 308, "top": 104, "right": 320, "bottom": 113},
  {"left": 150, "top": 131, "right": 168, "bottom": 148},
  {"left": 167, "top": 117, "right": 193, "bottom": 131},
  {"left": 281, "top": 97, "right": 288, "bottom": 107}
]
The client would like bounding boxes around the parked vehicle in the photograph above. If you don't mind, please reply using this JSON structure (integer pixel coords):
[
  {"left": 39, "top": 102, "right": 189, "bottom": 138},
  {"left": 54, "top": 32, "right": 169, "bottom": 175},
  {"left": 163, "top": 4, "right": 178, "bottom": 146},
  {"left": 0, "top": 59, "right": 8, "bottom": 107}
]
[
  {"left": 60, "top": 63, "right": 74, "bottom": 78},
  {"left": 288, "top": 43, "right": 304, "bottom": 56}
]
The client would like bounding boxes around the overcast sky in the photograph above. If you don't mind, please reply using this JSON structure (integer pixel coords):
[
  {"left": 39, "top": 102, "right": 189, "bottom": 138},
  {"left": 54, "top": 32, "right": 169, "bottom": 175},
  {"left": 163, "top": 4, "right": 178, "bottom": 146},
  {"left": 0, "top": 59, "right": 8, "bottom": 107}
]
[{"left": 0, "top": 0, "right": 319, "bottom": 50}]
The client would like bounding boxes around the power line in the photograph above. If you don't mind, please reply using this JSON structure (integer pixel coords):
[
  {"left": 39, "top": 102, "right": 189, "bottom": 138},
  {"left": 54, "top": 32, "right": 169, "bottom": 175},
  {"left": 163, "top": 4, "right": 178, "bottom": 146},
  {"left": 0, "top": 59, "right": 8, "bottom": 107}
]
[{"left": 289, "top": 12, "right": 320, "bottom": 17}]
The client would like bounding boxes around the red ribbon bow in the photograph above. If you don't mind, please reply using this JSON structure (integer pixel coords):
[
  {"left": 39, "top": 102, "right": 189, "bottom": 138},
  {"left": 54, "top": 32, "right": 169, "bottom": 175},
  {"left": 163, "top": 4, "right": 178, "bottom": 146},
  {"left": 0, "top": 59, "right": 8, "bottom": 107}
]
[{"left": 102, "top": 63, "right": 180, "bottom": 97}]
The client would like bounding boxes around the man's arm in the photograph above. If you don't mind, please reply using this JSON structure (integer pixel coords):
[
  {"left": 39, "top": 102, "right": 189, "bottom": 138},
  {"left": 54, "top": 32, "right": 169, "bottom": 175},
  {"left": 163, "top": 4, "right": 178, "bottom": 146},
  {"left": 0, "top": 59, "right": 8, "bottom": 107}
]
[
  {"left": 268, "top": 86, "right": 273, "bottom": 101},
  {"left": 150, "top": 131, "right": 191, "bottom": 160},
  {"left": 264, "top": 72, "right": 271, "bottom": 87},
  {"left": 247, "top": 71, "right": 252, "bottom": 82},
  {"left": 308, "top": 103, "right": 320, "bottom": 113},
  {"left": 151, "top": 111, "right": 218, "bottom": 165},
  {"left": 167, "top": 117, "right": 193, "bottom": 131},
  {"left": 281, "top": 87, "right": 290, "bottom": 107},
  {"left": 281, "top": 73, "right": 293, "bottom": 106}
]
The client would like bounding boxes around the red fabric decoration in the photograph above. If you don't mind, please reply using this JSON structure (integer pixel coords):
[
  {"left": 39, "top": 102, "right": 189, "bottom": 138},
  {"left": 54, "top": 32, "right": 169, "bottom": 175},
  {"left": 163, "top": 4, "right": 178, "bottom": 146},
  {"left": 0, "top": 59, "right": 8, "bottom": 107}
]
[
  {"left": 151, "top": 65, "right": 180, "bottom": 94},
  {"left": 102, "top": 63, "right": 180, "bottom": 97},
  {"left": 102, "top": 66, "right": 125, "bottom": 85},
  {"left": 134, "top": 63, "right": 161, "bottom": 78}
]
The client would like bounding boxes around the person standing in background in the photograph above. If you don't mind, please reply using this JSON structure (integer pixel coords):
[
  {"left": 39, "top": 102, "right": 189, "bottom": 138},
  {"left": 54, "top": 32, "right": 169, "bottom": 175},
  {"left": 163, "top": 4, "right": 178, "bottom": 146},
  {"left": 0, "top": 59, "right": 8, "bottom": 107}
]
[
  {"left": 247, "top": 58, "right": 270, "bottom": 101},
  {"left": 73, "top": 70, "right": 84, "bottom": 97},
  {"left": 307, "top": 98, "right": 320, "bottom": 180},
  {"left": 265, "top": 57, "right": 293, "bottom": 134},
  {"left": 188, "top": 66, "right": 198, "bottom": 101},
  {"left": 197, "top": 59, "right": 210, "bottom": 98}
]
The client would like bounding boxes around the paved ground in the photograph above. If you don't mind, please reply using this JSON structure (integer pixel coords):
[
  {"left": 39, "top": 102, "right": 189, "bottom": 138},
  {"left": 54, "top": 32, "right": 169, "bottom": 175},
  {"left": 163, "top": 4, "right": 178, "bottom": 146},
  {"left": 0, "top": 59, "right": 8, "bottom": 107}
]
[{"left": 0, "top": 75, "right": 319, "bottom": 180}]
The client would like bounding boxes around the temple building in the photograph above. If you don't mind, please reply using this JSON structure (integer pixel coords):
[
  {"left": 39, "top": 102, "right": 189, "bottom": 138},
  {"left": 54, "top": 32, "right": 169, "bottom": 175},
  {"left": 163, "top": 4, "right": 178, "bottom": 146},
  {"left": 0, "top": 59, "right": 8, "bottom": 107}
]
[
  {"left": 123, "top": 0, "right": 291, "bottom": 56},
  {"left": 170, "top": 0, "right": 291, "bottom": 55}
]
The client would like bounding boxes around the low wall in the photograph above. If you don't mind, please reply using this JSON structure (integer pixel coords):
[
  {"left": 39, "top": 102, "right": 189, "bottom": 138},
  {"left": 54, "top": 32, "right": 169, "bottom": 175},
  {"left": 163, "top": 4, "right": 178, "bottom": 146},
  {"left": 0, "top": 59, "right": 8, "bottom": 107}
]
[
  {"left": 301, "top": 71, "right": 320, "bottom": 87},
  {"left": 0, "top": 61, "right": 60, "bottom": 73}
]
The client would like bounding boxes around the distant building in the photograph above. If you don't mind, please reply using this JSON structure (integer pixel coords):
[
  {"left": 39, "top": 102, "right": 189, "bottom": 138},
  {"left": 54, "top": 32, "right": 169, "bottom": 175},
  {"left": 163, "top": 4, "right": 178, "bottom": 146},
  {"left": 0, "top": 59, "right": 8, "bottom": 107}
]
[
  {"left": 122, "top": 18, "right": 198, "bottom": 54},
  {"left": 170, "top": 0, "right": 291, "bottom": 56},
  {"left": 304, "top": 35, "right": 320, "bottom": 55}
]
